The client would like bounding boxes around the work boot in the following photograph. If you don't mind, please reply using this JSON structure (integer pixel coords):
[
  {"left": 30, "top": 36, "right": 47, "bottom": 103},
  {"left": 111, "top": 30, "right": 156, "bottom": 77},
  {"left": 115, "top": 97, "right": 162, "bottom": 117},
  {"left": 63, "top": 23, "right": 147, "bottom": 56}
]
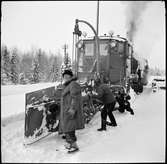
[
  {"left": 97, "top": 127, "right": 106, "bottom": 131},
  {"left": 97, "top": 120, "right": 106, "bottom": 131},
  {"left": 106, "top": 121, "right": 117, "bottom": 127},
  {"left": 106, "top": 121, "right": 112, "bottom": 126},
  {"left": 64, "top": 142, "right": 71, "bottom": 149},
  {"left": 68, "top": 142, "right": 79, "bottom": 153},
  {"left": 110, "top": 122, "right": 117, "bottom": 127},
  {"left": 130, "top": 110, "right": 134, "bottom": 115},
  {"left": 127, "top": 108, "right": 134, "bottom": 115},
  {"left": 48, "top": 125, "right": 59, "bottom": 132}
]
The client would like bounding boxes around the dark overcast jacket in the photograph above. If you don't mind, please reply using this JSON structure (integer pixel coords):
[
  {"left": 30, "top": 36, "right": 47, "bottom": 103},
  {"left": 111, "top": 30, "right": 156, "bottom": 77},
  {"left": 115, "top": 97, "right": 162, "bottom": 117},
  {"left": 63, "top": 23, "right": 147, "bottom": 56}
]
[{"left": 92, "top": 84, "right": 116, "bottom": 104}]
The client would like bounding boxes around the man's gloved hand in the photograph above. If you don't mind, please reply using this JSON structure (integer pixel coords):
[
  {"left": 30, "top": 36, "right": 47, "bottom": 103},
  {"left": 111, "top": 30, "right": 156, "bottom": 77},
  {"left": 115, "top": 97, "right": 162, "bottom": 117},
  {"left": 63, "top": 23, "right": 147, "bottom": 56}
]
[
  {"left": 68, "top": 108, "right": 75, "bottom": 119},
  {"left": 92, "top": 91, "right": 98, "bottom": 95}
]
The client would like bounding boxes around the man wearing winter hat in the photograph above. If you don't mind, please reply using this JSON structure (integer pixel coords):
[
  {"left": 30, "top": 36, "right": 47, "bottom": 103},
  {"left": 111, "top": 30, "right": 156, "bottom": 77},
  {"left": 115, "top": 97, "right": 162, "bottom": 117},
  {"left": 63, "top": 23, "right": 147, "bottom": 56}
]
[
  {"left": 59, "top": 69, "right": 85, "bottom": 153},
  {"left": 90, "top": 76, "right": 117, "bottom": 131}
]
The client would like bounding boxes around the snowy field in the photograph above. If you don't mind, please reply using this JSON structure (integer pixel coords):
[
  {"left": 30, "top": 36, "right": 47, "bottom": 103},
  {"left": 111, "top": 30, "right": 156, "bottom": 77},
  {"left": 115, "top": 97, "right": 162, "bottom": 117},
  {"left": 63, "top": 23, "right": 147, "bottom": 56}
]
[{"left": 1, "top": 78, "right": 166, "bottom": 162}]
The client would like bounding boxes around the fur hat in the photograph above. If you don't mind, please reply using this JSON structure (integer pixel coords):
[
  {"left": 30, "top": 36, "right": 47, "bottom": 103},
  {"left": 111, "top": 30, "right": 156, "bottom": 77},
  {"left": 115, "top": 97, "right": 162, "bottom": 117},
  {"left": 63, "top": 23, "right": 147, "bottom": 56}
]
[{"left": 62, "top": 69, "right": 73, "bottom": 77}]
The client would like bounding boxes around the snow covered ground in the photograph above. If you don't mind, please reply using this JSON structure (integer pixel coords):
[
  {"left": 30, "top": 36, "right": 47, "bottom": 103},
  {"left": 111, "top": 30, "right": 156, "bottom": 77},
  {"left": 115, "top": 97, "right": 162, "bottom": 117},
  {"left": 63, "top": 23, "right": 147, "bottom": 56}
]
[
  {"left": 1, "top": 82, "right": 59, "bottom": 121},
  {"left": 1, "top": 79, "right": 166, "bottom": 162}
]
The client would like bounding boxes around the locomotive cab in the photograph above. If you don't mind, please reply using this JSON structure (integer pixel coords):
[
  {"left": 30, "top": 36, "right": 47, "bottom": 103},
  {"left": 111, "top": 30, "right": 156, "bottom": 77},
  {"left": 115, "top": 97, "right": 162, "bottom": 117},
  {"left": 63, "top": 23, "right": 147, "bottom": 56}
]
[{"left": 75, "top": 35, "right": 133, "bottom": 91}]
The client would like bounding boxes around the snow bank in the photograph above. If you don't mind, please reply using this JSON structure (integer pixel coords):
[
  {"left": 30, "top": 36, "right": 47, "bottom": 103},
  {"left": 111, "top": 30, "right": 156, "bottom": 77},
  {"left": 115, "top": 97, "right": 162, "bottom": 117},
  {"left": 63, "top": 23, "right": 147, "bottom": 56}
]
[
  {"left": 1, "top": 82, "right": 60, "bottom": 121},
  {"left": 1, "top": 93, "right": 25, "bottom": 119},
  {"left": 1, "top": 82, "right": 59, "bottom": 97}
]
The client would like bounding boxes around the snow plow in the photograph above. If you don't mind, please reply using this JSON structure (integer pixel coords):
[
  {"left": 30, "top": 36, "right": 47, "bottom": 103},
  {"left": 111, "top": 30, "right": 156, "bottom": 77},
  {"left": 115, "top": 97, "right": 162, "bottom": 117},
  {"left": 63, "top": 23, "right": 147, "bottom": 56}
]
[
  {"left": 24, "top": 84, "right": 101, "bottom": 145},
  {"left": 24, "top": 86, "right": 60, "bottom": 145}
]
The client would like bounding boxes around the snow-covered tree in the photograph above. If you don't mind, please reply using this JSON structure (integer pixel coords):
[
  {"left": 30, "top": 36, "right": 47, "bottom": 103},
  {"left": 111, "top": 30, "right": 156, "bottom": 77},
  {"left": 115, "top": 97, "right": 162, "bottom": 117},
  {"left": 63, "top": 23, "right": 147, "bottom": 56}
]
[
  {"left": 20, "top": 52, "right": 33, "bottom": 83},
  {"left": 10, "top": 48, "right": 19, "bottom": 84},
  {"left": 1, "top": 45, "right": 11, "bottom": 84},
  {"left": 35, "top": 48, "right": 51, "bottom": 82},
  {"left": 19, "top": 73, "right": 27, "bottom": 84},
  {"left": 32, "top": 59, "right": 40, "bottom": 83},
  {"left": 61, "top": 53, "right": 72, "bottom": 74},
  {"left": 47, "top": 52, "right": 63, "bottom": 82},
  {"left": 47, "top": 56, "right": 59, "bottom": 82}
]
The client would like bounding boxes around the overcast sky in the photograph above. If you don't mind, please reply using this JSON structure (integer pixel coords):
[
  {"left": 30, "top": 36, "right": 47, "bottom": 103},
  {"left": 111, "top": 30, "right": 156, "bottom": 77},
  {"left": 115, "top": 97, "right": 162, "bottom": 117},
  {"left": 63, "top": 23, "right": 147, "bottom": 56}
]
[{"left": 1, "top": 1, "right": 165, "bottom": 70}]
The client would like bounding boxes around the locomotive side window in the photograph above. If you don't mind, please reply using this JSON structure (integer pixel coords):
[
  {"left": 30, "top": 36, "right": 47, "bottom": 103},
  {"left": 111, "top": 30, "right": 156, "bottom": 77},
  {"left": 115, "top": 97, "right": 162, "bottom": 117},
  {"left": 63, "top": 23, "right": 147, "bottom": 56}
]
[
  {"left": 100, "top": 43, "right": 108, "bottom": 56},
  {"left": 85, "top": 43, "right": 94, "bottom": 56},
  {"left": 118, "top": 42, "right": 124, "bottom": 53}
]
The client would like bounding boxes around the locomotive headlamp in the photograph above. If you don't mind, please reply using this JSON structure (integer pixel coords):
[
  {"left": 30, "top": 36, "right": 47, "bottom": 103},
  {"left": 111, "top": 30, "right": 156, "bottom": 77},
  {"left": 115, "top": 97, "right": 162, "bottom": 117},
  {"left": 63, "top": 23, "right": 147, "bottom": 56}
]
[{"left": 76, "top": 40, "right": 84, "bottom": 49}]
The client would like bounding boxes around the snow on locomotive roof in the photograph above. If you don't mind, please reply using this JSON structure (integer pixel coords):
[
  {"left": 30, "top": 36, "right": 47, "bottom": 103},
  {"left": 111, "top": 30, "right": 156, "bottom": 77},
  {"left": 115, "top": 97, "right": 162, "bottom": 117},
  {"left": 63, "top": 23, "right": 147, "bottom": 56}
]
[{"left": 83, "top": 35, "right": 127, "bottom": 42}]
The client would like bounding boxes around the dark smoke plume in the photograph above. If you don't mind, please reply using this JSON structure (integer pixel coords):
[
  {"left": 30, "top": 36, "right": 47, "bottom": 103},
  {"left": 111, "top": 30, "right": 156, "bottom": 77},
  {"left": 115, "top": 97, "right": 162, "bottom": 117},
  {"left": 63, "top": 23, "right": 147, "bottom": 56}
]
[
  {"left": 122, "top": 2, "right": 165, "bottom": 70},
  {"left": 123, "top": 1, "right": 150, "bottom": 42}
]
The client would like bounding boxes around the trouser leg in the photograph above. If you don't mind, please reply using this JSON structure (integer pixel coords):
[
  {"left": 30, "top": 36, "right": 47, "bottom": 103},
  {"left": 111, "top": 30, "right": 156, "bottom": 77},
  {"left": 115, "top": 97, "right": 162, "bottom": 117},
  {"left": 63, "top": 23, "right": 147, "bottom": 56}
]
[
  {"left": 65, "top": 131, "right": 79, "bottom": 151},
  {"left": 107, "top": 102, "right": 117, "bottom": 126},
  {"left": 125, "top": 102, "right": 134, "bottom": 115},
  {"left": 117, "top": 99, "right": 125, "bottom": 113},
  {"left": 126, "top": 106, "right": 134, "bottom": 115},
  {"left": 97, "top": 106, "right": 107, "bottom": 131},
  {"left": 101, "top": 105, "right": 108, "bottom": 129},
  {"left": 65, "top": 131, "right": 77, "bottom": 144}
]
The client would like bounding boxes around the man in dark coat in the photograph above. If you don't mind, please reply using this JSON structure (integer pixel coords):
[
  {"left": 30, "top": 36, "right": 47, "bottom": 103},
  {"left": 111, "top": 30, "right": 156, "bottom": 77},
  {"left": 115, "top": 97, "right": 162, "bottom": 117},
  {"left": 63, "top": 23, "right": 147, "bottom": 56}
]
[
  {"left": 116, "top": 92, "right": 134, "bottom": 115},
  {"left": 137, "top": 68, "right": 141, "bottom": 81},
  {"left": 59, "top": 69, "right": 84, "bottom": 153},
  {"left": 116, "top": 92, "right": 125, "bottom": 113},
  {"left": 90, "top": 78, "right": 117, "bottom": 131},
  {"left": 124, "top": 95, "right": 134, "bottom": 115}
]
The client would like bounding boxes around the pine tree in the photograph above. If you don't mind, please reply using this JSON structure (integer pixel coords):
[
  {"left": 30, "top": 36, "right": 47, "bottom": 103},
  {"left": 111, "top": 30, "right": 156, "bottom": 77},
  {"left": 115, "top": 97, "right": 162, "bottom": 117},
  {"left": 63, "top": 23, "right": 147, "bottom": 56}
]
[
  {"left": 20, "top": 52, "right": 33, "bottom": 83},
  {"left": 61, "top": 52, "right": 72, "bottom": 74},
  {"left": 64, "top": 53, "right": 72, "bottom": 70},
  {"left": 32, "top": 59, "right": 40, "bottom": 83},
  {"left": 19, "top": 72, "right": 27, "bottom": 84},
  {"left": 30, "top": 49, "right": 43, "bottom": 83},
  {"left": 61, "top": 44, "right": 72, "bottom": 75},
  {"left": 10, "top": 48, "right": 19, "bottom": 84},
  {"left": 35, "top": 48, "right": 50, "bottom": 82},
  {"left": 48, "top": 56, "right": 60, "bottom": 82},
  {"left": 37, "top": 49, "right": 43, "bottom": 71},
  {"left": 1, "top": 45, "right": 11, "bottom": 84}
]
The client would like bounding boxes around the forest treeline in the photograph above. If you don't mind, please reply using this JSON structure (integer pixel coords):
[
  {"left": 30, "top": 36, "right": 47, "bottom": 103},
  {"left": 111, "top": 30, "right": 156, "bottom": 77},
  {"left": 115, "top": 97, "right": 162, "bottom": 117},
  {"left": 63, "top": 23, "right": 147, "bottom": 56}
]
[
  {"left": 1, "top": 44, "right": 72, "bottom": 85},
  {"left": 1, "top": 44, "right": 164, "bottom": 85}
]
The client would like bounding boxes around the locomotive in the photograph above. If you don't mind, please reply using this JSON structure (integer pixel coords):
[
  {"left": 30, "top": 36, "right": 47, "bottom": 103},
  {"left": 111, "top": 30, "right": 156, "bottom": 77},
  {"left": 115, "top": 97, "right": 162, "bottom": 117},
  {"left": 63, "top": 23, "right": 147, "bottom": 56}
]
[{"left": 73, "top": 33, "right": 149, "bottom": 95}]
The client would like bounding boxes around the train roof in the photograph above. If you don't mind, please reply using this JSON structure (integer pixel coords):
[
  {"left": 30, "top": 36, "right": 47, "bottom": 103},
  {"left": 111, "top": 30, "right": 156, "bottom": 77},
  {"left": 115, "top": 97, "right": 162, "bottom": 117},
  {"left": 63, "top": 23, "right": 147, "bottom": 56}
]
[{"left": 82, "top": 35, "right": 129, "bottom": 43}]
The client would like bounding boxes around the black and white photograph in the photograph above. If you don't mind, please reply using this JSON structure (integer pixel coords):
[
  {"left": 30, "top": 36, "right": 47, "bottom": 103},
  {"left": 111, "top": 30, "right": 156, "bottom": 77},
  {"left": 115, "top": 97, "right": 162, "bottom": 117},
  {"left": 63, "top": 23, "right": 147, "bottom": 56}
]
[{"left": 1, "top": 1, "right": 165, "bottom": 162}]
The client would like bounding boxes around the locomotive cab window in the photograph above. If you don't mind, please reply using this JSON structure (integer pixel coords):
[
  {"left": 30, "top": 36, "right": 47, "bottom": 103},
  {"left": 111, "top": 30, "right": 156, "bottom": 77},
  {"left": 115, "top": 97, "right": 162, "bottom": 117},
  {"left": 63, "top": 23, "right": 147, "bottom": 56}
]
[
  {"left": 100, "top": 43, "right": 108, "bottom": 56},
  {"left": 118, "top": 42, "right": 124, "bottom": 53},
  {"left": 84, "top": 43, "right": 94, "bottom": 56}
]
